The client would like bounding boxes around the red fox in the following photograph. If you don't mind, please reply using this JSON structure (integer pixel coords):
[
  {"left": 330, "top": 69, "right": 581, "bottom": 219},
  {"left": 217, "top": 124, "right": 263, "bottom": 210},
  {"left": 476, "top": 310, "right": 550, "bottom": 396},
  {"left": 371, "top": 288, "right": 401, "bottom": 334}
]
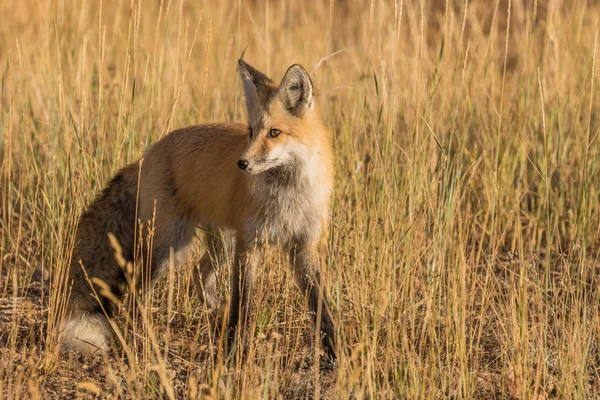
[{"left": 62, "top": 60, "right": 337, "bottom": 361}]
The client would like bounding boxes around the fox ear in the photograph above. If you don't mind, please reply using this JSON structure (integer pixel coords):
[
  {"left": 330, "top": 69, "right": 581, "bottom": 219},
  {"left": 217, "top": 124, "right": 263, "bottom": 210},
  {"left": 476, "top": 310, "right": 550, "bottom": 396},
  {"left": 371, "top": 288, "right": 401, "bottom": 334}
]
[
  {"left": 279, "top": 64, "right": 314, "bottom": 117},
  {"left": 238, "top": 59, "right": 272, "bottom": 119}
]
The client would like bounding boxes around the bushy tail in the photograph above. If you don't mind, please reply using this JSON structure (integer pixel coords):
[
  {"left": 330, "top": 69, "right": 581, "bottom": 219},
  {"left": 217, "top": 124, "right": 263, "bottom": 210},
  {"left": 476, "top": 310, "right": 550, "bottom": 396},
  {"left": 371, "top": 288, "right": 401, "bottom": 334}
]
[{"left": 61, "top": 163, "right": 139, "bottom": 353}]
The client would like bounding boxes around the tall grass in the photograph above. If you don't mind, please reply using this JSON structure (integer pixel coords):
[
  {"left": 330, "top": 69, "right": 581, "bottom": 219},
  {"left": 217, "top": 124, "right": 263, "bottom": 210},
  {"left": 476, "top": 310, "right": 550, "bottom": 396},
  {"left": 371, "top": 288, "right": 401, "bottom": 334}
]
[{"left": 1, "top": 0, "right": 599, "bottom": 398}]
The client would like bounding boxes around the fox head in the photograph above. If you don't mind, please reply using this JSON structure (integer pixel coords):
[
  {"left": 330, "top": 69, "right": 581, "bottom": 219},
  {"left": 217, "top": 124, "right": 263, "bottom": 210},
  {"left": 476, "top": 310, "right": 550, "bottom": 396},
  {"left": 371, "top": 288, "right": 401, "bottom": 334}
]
[{"left": 236, "top": 59, "right": 325, "bottom": 175}]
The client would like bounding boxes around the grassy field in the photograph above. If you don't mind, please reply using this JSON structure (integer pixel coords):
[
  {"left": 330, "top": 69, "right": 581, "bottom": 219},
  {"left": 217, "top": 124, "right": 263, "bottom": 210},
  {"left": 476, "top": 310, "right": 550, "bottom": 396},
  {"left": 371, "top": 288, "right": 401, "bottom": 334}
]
[{"left": 1, "top": 0, "right": 599, "bottom": 398}]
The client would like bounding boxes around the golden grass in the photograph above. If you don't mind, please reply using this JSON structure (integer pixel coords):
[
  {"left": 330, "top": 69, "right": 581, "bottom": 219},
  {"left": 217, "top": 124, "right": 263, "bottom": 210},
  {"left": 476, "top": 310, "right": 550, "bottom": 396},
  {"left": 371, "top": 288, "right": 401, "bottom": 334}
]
[{"left": 1, "top": 0, "right": 600, "bottom": 398}]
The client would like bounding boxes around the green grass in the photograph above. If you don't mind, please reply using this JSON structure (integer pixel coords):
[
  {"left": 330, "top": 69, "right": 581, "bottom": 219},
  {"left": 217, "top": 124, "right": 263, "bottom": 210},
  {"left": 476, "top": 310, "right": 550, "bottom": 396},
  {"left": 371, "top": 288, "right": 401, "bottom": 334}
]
[{"left": 1, "top": 0, "right": 600, "bottom": 398}]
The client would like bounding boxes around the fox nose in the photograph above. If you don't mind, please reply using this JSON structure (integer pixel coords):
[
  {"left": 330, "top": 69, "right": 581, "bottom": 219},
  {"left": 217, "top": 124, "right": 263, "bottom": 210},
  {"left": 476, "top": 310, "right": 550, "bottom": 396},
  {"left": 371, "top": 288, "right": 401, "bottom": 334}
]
[{"left": 237, "top": 159, "right": 249, "bottom": 170}]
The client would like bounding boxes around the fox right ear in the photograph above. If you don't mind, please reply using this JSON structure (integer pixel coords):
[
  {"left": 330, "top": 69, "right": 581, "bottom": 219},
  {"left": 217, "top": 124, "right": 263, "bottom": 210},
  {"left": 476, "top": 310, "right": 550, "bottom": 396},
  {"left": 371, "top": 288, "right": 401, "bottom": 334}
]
[
  {"left": 237, "top": 59, "right": 273, "bottom": 119},
  {"left": 278, "top": 64, "right": 314, "bottom": 117}
]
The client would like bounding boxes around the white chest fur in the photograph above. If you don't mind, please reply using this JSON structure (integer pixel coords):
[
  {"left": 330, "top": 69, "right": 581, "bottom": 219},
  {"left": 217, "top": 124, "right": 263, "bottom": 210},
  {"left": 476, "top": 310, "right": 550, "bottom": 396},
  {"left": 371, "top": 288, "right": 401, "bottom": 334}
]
[{"left": 247, "top": 156, "right": 331, "bottom": 246}]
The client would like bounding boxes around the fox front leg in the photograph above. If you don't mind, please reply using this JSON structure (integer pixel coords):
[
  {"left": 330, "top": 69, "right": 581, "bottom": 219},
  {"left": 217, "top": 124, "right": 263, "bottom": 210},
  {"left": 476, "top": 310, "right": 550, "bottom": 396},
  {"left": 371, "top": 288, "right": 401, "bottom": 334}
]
[
  {"left": 226, "top": 238, "right": 260, "bottom": 360},
  {"left": 289, "top": 240, "right": 337, "bottom": 361}
]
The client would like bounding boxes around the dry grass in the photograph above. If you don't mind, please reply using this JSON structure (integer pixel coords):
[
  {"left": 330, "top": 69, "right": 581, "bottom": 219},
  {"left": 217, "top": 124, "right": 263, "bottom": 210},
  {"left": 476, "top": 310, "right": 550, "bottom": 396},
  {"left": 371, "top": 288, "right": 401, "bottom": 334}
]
[{"left": 1, "top": 0, "right": 600, "bottom": 398}]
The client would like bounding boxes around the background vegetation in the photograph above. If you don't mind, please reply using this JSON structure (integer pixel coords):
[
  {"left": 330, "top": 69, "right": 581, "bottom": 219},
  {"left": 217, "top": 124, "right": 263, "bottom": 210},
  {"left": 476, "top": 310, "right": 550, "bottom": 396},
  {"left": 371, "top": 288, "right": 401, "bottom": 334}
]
[{"left": 1, "top": 0, "right": 599, "bottom": 398}]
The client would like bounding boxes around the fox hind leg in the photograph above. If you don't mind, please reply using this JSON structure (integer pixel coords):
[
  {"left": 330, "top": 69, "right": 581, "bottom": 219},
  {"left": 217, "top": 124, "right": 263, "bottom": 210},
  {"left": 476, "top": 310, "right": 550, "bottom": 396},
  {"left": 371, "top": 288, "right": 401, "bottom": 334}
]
[{"left": 193, "top": 229, "right": 227, "bottom": 313}]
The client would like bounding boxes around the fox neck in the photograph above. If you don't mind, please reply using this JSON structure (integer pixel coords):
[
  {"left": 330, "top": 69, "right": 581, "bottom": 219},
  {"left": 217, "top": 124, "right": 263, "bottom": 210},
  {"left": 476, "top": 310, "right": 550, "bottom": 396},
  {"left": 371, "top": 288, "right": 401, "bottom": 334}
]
[
  {"left": 249, "top": 149, "right": 332, "bottom": 244},
  {"left": 260, "top": 155, "right": 304, "bottom": 186},
  {"left": 258, "top": 149, "right": 330, "bottom": 198}
]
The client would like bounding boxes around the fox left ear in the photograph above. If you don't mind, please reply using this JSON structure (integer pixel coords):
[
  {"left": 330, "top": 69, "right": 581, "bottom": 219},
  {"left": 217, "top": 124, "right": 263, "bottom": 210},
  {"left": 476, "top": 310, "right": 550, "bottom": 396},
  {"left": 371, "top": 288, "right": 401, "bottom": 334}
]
[
  {"left": 238, "top": 59, "right": 273, "bottom": 120},
  {"left": 279, "top": 64, "right": 314, "bottom": 117}
]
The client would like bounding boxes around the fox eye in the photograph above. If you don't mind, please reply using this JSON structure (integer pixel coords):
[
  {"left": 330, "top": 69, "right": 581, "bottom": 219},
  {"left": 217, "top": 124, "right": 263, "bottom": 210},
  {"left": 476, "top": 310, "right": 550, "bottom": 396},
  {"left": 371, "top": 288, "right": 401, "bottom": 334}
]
[
  {"left": 268, "top": 129, "right": 282, "bottom": 138},
  {"left": 248, "top": 128, "right": 253, "bottom": 138}
]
